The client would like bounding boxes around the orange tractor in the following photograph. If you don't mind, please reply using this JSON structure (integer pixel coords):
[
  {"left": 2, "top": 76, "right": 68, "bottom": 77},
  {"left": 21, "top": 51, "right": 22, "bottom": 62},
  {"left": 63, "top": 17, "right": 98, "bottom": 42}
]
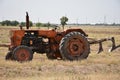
[
  {"left": 5, "top": 12, "right": 117, "bottom": 62},
  {"left": 5, "top": 12, "right": 90, "bottom": 61}
]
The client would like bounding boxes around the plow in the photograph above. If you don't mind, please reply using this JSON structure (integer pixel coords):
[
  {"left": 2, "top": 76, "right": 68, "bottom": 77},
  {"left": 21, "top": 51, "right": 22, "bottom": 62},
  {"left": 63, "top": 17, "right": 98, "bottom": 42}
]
[
  {"left": 0, "top": 12, "right": 119, "bottom": 62},
  {"left": 88, "top": 37, "right": 116, "bottom": 53}
]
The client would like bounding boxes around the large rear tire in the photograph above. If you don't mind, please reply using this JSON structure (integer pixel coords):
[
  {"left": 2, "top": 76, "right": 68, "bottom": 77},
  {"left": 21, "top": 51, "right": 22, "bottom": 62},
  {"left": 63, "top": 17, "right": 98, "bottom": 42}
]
[
  {"left": 13, "top": 46, "right": 33, "bottom": 62},
  {"left": 59, "top": 32, "right": 90, "bottom": 60}
]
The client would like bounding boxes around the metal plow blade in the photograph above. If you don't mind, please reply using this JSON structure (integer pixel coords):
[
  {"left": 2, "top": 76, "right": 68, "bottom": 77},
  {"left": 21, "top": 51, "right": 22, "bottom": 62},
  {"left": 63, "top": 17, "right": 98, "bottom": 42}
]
[{"left": 88, "top": 37, "right": 118, "bottom": 54}]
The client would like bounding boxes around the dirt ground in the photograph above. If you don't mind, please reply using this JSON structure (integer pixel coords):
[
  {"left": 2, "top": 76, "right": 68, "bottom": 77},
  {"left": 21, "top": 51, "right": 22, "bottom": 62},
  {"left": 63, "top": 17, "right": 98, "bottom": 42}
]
[{"left": 0, "top": 26, "right": 120, "bottom": 80}]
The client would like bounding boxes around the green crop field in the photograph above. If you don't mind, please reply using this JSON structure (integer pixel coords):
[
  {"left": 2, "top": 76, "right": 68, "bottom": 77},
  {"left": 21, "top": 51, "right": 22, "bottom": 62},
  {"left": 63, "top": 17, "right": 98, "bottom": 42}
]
[{"left": 0, "top": 26, "right": 120, "bottom": 80}]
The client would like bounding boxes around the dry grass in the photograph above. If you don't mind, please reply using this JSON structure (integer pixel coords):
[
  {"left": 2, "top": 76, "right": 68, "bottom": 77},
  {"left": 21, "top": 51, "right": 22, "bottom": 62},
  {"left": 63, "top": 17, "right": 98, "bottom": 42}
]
[{"left": 0, "top": 26, "right": 120, "bottom": 80}]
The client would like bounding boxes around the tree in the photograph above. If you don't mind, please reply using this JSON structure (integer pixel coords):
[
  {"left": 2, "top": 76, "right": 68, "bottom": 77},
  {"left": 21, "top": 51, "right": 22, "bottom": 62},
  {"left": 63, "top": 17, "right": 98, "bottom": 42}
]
[
  {"left": 20, "top": 22, "right": 26, "bottom": 27},
  {"left": 29, "top": 21, "right": 33, "bottom": 27},
  {"left": 1, "top": 20, "right": 11, "bottom": 26},
  {"left": 1, "top": 20, "right": 19, "bottom": 26},
  {"left": 20, "top": 21, "right": 33, "bottom": 27},
  {"left": 60, "top": 16, "right": 68, "bottom": 30},
  {"left": 11, "top": 20, "right": 19, "bottom": 26},
  {"left": 36, "top": 22, "right": 42, "bottom": 28},
  {"left": 46, "top": 22, "right": 51, "bottom": 29},
  {"left": 1, "top": 21, "right": 5, "bottom": 26}
]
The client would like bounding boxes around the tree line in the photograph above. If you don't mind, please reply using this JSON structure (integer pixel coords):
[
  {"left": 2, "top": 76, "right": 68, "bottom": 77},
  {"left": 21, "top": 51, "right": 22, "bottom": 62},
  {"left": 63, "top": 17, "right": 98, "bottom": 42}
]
[
  {"left": 0, "top": 20, "right": 19, "bottom": 26},
  {"left": 0, "top": 20, "right": 33, "bottom": 27},
  {"left": 0, "top": 16, "right": 69, "bottom": 28},
  {"left": 1, "top": 17, "right": 119, "bottom": 27},
  {"left": 0, "top": 20, "right": 57, "bottom": 28}
]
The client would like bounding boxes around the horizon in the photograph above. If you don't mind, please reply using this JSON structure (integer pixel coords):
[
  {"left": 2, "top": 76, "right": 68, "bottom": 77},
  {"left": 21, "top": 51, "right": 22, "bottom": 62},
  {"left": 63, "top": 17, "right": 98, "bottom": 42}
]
[{"left": 0, "top": 0, "right": 120, "bottom": 24}]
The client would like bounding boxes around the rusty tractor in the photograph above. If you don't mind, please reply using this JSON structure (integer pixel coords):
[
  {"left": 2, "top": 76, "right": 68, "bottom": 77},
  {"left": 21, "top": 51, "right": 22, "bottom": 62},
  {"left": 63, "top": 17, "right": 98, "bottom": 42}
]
[{"left": 1, "top": 12, "right": 117, "bottom": 62}]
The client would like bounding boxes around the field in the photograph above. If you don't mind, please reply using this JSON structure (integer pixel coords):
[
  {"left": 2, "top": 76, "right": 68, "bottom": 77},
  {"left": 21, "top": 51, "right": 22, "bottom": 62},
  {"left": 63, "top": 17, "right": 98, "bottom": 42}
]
[{"left": 0, "top": 26, "right": 120, "bottom": 80}]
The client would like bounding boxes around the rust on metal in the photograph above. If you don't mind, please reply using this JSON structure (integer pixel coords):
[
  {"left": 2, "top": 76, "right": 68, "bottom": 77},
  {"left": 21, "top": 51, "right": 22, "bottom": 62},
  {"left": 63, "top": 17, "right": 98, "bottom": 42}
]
[
  {"left": 15, "top": 48, "right": 30, "bottom": 61},
  {"left": 68, "top": 38, "right": 84, "bottom": 56}
]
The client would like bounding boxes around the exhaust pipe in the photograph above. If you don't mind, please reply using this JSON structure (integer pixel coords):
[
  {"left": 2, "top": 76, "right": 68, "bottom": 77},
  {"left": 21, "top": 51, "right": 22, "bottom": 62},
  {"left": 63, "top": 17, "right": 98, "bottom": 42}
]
[{"left": 26, "top": 12, "right": 29, "bottom": 29}]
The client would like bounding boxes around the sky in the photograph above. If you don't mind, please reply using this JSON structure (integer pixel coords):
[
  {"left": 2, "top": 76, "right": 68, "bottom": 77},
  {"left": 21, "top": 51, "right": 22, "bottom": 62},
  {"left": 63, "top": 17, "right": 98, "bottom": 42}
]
[{"left": 0, "top": 0, "right": 120, "bottom": 24}]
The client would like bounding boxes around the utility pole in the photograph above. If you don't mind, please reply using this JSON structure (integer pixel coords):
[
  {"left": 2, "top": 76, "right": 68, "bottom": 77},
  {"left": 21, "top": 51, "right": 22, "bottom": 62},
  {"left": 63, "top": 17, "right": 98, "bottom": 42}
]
[
  {"left": 86, "top": 17, "right": 87, "bottom": 24},
  {"left": 104, "top": 16, "right": 106, "bottom": 25},
  {"left": 76, "top": 18, "right": 78, "bottom": 26}
]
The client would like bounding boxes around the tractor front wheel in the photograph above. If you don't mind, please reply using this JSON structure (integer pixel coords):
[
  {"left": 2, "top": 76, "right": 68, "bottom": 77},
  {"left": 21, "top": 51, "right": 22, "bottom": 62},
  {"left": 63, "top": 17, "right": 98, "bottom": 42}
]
[
  {"left": 59, "top": 32, "right": 90, "bottom": 60},
  {"left": 13, "top": 46, "right": 33, "bottom": 62}
]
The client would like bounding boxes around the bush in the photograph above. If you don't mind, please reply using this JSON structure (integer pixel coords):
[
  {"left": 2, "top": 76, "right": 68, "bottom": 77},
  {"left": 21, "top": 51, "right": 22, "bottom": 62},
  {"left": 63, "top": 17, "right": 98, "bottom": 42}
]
[{"left": 1, "top": 20, "right": 19, "bottom": 26}]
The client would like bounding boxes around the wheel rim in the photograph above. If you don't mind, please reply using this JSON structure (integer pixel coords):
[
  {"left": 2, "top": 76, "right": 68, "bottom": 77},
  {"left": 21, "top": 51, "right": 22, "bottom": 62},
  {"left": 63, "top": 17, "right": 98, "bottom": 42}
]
[
  {"left": 15, "top": 48, "right": 30, "bottom": 61},
  {"left": 67, "top": 37, "right": 85, "bottom": 56}
]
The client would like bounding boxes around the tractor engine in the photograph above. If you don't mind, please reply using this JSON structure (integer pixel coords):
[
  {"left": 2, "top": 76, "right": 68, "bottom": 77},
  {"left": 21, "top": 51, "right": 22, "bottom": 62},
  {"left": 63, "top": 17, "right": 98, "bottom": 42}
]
[{"left": 21, "top": 31, "right": 50, "bottom": 53}]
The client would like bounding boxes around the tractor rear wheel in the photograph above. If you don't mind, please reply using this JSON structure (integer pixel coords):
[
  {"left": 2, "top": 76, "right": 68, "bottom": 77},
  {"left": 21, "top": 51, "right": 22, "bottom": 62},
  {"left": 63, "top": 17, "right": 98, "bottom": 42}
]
[
  {"left": 5, "top": 52, "right": 15, "bottom": 60},
  {"left": 59, "top": 32, "right": 90, "bottom": 60},
  {"left": 13, "top": 46, "right": 33, "bottom": 62}
]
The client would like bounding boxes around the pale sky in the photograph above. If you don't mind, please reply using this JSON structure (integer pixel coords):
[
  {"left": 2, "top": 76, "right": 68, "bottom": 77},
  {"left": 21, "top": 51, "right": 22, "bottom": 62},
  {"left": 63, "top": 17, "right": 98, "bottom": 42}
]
[{"left": 0, "top": 0, "right": 120, "bottom": 24}]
